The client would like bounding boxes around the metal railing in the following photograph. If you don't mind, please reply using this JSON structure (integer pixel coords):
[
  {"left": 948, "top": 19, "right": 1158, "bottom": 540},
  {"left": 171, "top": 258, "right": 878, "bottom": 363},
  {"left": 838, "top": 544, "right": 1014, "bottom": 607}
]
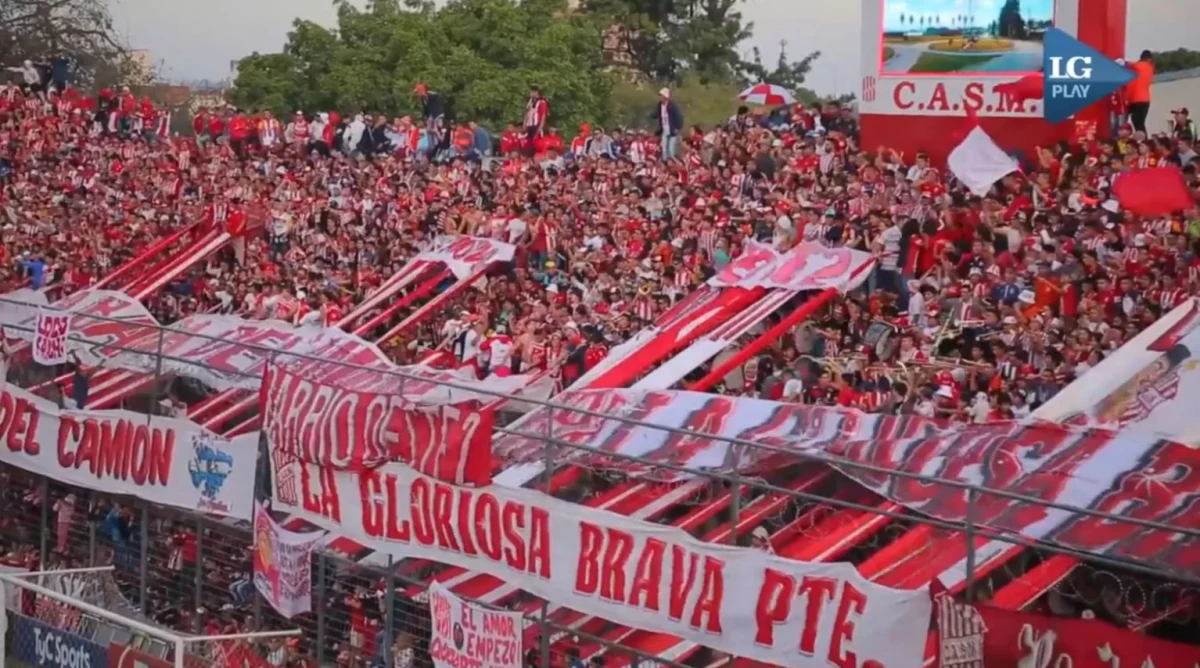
[{"left": 1, "top": 299, "right": 1199, "bottom": 664}]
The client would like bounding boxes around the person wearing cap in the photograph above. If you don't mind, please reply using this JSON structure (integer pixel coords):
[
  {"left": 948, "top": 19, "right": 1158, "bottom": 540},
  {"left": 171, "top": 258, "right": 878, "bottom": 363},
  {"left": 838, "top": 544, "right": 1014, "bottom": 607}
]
[
  {"left": 1169, "top": 108, "right": 1196, "bottom": 143},
  {"left": 652, "top": 87, "right": 684, "bottom": 161}
]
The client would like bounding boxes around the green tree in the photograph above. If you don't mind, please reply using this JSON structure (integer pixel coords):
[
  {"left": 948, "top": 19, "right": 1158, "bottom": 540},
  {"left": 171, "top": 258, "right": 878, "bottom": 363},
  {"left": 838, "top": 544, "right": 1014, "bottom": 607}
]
[
  {"left": 741, "top": 41, "right": 820, "bottom": 97},
  {"left": 1151, "top": 48, "right": 1200, "bottom": 74},
  {"left": 0, "top": 0, "right": 126, "bottom": 88},
  {"left": 228, "top": 0, "right": 614, "bottom": 133},
  {"left": 579, "top": 0, "right": 753, "bottom": 84},
  {"left": 996, "top": 0, "right": 1026, "bottom": 39}
]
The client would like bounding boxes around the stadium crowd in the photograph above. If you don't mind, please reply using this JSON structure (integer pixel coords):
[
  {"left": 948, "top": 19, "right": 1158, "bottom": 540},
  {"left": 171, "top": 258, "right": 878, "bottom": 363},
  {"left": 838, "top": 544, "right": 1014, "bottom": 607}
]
[
  {"left": 4, "top": 78, "right": 1199, "bottom": 423},
  {"left": 2, "top": 66, "right": 1200, "bottom": 666}
]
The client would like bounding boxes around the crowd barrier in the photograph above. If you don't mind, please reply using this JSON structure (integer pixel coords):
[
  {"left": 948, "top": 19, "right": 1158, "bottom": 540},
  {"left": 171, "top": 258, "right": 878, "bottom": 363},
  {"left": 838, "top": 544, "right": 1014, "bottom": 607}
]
[{"left": 1, "top": 307, "right": 1199, "bottom": 667}]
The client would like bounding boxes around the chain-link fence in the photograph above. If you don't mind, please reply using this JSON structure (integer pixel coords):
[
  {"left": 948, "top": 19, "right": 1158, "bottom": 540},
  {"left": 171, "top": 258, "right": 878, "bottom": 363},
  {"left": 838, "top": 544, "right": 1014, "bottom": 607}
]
[
  {"left": 1, "top": 460, "right": 692, "bottom": 668},
  {"left": 2, "top": 302, "right": 1200, "bottom": 666}
]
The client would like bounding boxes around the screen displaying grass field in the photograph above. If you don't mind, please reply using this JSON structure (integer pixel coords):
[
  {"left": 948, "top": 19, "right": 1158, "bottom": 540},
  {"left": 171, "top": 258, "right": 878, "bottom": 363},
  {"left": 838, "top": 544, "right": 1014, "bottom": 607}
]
[{"left": 880, "top": 0, "right": 1053, "bottom": 75}]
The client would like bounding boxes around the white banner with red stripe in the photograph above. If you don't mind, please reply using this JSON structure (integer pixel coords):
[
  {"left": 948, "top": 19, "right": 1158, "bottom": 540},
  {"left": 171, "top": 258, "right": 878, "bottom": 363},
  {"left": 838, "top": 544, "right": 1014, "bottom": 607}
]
[
  {"left": 571, "top": 243, "right": 874, "bottom": 390},
  {"left": 271, "top": 455, "right": 932, "bottom": 668},
  {"left": 421, "top": 235, "right": 515, "bottom": 280},
  {"left": 0, "top": 291, "right": 553, "bottom": 404},
  {"left": 0, "top": 381, "right": 258, "bottom": 519},
  {"left": 1037, "top": 298, "right": 1200, "bottom": 445},
  {"left": 493, "top": 389, "right": 1198, "bottom": 579},
  {"left": 707, "top": 242, "right": 874, "bottom": 291}
]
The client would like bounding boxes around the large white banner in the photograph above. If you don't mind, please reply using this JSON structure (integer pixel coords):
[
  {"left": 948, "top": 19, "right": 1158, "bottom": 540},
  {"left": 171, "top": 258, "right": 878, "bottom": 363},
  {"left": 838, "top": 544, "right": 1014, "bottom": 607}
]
[
  {"left": 253, "top": 503, "right": 323, "bottom": 618},
  {"left": 493, "top": 388, "right": 1198, "bottom": 579},
  {"left": 1038, "top": 299, "right": 1200, "bottom": 444},
  {"left": 428, "top": 582, "right": 523, "bottom": 668},
  {"left": 0, "top": 382, "right": 258, "bottom": 520},
  {"left": 271, "top": 455, "right": 931, "bottom": 668}
]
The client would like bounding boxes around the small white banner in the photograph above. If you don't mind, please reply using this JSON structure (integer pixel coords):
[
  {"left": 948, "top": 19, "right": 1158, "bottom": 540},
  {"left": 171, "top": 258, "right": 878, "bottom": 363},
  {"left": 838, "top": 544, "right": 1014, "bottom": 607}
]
[
  {"left": 428, "top": 582, "right": 523, "bottom": 668},
  {"left": 32, "top": 309, "right": 70, "bottom": 366},
  {"left": 253, "top": 503, "right": 323, "bottom": 618}
]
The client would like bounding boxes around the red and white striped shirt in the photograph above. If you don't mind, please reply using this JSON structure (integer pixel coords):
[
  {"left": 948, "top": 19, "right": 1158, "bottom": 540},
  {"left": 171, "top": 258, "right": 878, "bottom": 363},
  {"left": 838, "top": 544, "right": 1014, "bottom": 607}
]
[{"left": 524, "top": 97, "right": 549, "bottom": 131}]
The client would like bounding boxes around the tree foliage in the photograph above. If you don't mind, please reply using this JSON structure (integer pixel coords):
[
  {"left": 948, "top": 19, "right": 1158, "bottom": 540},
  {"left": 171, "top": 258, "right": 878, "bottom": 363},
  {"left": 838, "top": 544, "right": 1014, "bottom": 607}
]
[
  {"left": 581, "top": 0, "right": 756, "bottom": 84},
  {"left": 228, "top": 0, "right": 614, "bottom": 133},
  {"left": 0, "top": 0, "right": 125, "bottom": 87},
  {"left": 1151, "top": 49, "right": 1200, "bottom": 75},
  {"left": 742, "top": 41, "right": 820, "bottom": 97}
]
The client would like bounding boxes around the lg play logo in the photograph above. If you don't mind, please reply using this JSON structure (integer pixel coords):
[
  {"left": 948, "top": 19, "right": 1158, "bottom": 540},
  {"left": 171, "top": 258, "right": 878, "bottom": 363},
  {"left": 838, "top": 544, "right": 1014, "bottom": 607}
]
[{"left": 1043, "top": 28, "right": 1135, "bottom": 123}]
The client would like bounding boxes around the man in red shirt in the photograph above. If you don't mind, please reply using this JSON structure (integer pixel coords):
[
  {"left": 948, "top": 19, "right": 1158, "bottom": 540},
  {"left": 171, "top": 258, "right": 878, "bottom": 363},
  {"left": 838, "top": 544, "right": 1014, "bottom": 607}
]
[
  {"left": 208, "top": 110, "right": 227, "bottom": 145},
  {"left": 523, "top": 85, "right": 549, "bottom": 157},
  {"left": 228, "top": 109, "right": 250, "bottom": 158}
]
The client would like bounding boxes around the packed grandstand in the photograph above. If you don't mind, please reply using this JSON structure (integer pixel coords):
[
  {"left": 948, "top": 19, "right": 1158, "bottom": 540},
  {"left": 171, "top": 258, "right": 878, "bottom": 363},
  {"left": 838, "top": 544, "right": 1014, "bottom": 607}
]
[{"left": 2, "top": 18, "right": 1200, "bottom": 668}]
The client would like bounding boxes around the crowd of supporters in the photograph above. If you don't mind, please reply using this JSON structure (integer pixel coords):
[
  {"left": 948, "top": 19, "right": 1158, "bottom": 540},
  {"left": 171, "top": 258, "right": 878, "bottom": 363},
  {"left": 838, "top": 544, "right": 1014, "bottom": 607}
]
[
  {"left": 5, "top": 75, "right": 1200, "bottom": 420},
  {"left": 2, "top": 62, "right": 1200, "bottom": 665}
]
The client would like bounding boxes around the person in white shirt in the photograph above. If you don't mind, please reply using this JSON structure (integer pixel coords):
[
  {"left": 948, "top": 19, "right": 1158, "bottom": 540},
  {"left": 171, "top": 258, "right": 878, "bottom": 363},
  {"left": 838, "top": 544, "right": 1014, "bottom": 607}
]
[
  {"left": 453, "top": 317, "right": 486, "bottom": 376},
  {"left": 481, "top": 326, "right": 515, "bottom": 377},
  {"left": 6, "top": 60, "right": 41, "bottom": 90},
  {"left": 970, "top": 392, "right": 991, "bottom": 423},
  {"left": 345, "top": 114, "right": 366, "bottom": 154}
]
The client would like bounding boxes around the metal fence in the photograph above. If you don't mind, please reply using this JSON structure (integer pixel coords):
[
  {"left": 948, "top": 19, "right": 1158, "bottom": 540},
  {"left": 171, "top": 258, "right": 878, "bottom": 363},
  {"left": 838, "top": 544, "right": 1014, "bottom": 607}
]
[{"left": 1, "top": 304, "right": 1200, "bottom": 664}]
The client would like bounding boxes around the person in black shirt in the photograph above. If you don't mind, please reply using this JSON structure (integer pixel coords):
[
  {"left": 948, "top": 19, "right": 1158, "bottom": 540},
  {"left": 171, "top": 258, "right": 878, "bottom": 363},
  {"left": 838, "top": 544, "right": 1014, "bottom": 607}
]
[{"left": 413, "top": 83, "right": 448, "bottom": 157}]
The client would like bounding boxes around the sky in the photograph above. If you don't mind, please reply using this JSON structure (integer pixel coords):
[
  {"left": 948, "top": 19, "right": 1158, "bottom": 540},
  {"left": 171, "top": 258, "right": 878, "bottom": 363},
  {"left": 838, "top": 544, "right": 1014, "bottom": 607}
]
[
  {"left": 882, "top": 0, "right": 1054, "bottom": 32},
  {"left": 110, "top": 0, "right": 1200, "bottom": 96}
]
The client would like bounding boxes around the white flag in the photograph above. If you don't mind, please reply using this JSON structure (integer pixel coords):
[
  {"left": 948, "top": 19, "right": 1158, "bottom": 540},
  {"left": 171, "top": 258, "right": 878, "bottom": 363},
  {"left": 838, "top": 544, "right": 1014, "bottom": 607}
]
[{"left": 947, "top": 126, "right": 1019, "bottom": 197}]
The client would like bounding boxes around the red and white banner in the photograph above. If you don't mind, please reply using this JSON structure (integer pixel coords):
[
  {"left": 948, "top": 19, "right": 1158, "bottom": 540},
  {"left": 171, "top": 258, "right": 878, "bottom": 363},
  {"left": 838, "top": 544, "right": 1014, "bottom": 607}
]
[
  {"left": 271, "top": 455, "right": 932, "bottom": 668},
  {"left": 428, "top": 582, "right": 523, "bottom": 668},
  {"left": 708, "top": 242, "right": 874, "bottom": 292},
  {"left": 633, "top": 289, "right": 799, "bottom": 390},
  {"left": 253, "top": 502, "right": 323, "bottom": 618},
  {"left": 421, "top": 235, "right": 516, "bottom": 280},
  {"left": 0, "top": 290, "right": 553, "bottom": 404},
  {"left": 935, "top": 594, "right": 1200, "bottom": 668},
  {"left": 0, "top": 289, "right": 158, "bottom": 368},
  {"left": 32, "top": 309, "right": 71, "bottom": 366},
  {"left": 566, "top": 243, "right": 873, "bottom": 392},
  {"left": 494, "top": 388, "right": 1200, "bottom": 578},
  {"left": 1039, "top": 299, "right": 1200, "bottom": 444},
  {"left": 0, "top": 382, "right": 258, "bottom": 520},
  {"left": 261, "top": 360, "right": 495, "bottom": 484}
]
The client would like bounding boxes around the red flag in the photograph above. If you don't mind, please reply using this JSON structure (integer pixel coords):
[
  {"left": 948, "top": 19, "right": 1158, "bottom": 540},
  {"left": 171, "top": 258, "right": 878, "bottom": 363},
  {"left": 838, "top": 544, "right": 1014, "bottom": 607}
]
[
  {"left": 993, "top": 74, "right": 1045, "bottom": 103},
  {"left": 1112, "top": 167, "right": 1195, "bottom": 217}
]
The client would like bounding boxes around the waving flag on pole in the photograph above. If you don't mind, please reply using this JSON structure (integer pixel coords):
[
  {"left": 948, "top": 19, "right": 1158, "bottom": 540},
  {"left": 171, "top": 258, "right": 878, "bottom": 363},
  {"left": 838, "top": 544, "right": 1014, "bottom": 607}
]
[{"left": 947, "top": 109, "right": 1019, "bottom": 197}]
